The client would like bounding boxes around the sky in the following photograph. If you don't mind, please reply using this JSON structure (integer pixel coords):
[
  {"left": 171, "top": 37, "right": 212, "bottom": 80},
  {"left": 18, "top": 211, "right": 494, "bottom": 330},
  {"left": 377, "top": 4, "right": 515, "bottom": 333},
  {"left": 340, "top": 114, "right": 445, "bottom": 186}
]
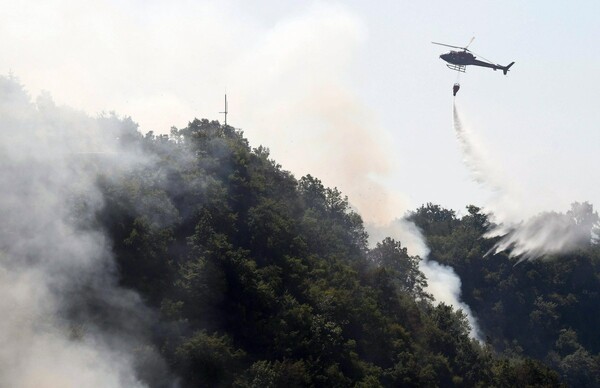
[{"left": 2, "top": 0, "right": 600, "bottom": 229}]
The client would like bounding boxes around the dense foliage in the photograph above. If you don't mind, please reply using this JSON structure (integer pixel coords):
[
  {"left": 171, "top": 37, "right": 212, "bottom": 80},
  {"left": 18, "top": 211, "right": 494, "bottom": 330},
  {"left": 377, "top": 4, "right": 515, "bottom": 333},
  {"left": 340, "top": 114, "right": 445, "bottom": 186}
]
[
  {"left": 410, "top": 203, "right": 600, "bottom": 387},
  {"left": 95, "top": 119, "right": 577, "bottom": 387}
]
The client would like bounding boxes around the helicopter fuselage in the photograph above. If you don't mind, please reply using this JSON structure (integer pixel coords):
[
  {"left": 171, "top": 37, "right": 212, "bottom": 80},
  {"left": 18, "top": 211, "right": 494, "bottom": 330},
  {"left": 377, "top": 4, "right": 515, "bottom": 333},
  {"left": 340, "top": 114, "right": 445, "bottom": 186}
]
[
  {"left": 440, "top": 50, "right": 475, "bottom": 65},
  {"left": 440, "top": 50, "right": 513, "bottom": 74}
]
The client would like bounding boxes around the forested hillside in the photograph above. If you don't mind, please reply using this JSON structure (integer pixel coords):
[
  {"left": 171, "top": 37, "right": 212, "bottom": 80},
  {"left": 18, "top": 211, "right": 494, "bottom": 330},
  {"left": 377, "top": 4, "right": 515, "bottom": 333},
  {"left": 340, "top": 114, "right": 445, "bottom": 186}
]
[
  {"left": 94, "top": 119, "right": 597, "bottom": 387},
  {"left": 410, "top": 204, "right": 600, "bottom": 387}
]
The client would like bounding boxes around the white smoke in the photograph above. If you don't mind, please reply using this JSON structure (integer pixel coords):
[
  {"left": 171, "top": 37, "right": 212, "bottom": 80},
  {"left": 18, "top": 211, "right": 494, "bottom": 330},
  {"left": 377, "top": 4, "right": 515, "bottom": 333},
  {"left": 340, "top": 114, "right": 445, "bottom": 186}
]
[
  {"left": 0, "top": 76, "right": 169, "bottom": 387},
  {"left": 419, "top": 259, "right": 481, "bottom": 339},
  {"left": 367, "top": 218, "right": 481, "bottom": 339},
  {"left": 453, "top": 102, "right": 598, "bottom": 260},
  {"left": 227, "top": 3, "right": 412, "bottom": 228}
]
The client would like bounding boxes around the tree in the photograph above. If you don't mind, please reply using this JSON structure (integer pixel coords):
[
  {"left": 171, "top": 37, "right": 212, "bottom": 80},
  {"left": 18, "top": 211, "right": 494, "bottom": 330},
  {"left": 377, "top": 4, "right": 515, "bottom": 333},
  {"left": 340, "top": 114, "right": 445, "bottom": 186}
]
[{"left": 368, "top": 237, "right": 429, "bottom": 300}]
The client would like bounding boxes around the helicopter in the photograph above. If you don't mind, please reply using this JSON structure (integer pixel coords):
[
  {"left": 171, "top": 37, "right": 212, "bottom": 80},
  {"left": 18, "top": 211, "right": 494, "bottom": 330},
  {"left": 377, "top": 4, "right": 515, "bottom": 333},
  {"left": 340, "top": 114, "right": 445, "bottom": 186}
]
[{"left": 433, "top": 38, "right": 514, "bottom": 75}]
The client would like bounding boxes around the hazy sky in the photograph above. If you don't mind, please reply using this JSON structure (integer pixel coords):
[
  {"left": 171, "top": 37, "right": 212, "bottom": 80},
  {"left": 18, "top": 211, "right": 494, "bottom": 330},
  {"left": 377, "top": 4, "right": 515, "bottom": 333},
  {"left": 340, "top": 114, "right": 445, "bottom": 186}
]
[{"left": 2, "top": 0, "right": 600, "bottom": 224}]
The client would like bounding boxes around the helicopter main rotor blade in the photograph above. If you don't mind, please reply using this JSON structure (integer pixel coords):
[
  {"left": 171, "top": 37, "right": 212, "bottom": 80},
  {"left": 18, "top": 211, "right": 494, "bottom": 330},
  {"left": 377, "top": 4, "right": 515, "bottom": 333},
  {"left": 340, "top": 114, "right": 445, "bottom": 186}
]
[
  {"left": 465, "top": 36, "right": 475, "bottom": 50},
  {"left": 431, "top": 41, "right": 468, "bottom": 51}
]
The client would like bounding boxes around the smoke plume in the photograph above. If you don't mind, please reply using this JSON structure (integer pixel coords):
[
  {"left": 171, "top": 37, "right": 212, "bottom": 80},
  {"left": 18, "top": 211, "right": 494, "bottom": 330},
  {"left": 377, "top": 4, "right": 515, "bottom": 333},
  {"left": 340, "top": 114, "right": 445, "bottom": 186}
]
[
  {"left": 227, "top": 3, "right": 412, "bottom": 227},
  {"left": 419, "top": 259, "right": 481, "bottom": 339},
  {"left": 0, "top": 76, "right": 170, "bottom": 387},
  {"left": 367, "top": 218, "right": 481, "bottom": 339}
]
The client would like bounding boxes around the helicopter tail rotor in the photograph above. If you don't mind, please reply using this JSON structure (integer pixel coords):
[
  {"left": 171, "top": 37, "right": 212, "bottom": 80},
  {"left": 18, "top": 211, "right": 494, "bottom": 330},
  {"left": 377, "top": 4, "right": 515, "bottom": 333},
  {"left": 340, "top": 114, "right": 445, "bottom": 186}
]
[{"left": 502, "top": 62, "right": 515, "bottom": 75}]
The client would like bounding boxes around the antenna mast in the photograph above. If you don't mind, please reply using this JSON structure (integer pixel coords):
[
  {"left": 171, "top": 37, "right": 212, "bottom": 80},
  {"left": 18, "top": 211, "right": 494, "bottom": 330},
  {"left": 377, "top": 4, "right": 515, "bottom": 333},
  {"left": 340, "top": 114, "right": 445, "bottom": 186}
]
[{"left": 220, "top": 94, "right": 228, "bottom": 126}]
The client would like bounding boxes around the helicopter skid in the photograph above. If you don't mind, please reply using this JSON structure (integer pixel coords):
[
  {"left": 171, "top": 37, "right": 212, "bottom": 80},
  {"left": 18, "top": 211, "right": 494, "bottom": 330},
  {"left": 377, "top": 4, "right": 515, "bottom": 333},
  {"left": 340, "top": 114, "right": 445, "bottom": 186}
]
[{"left": 446, "top": 64, "right": 466, "bottom": 73}]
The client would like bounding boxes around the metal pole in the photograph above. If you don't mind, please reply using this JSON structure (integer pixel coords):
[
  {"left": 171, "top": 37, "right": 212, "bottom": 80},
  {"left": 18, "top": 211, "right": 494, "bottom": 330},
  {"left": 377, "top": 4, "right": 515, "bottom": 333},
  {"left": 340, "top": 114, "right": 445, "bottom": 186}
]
[{"left": 220, "top": 94, "right": 228, "bottom": 126}]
